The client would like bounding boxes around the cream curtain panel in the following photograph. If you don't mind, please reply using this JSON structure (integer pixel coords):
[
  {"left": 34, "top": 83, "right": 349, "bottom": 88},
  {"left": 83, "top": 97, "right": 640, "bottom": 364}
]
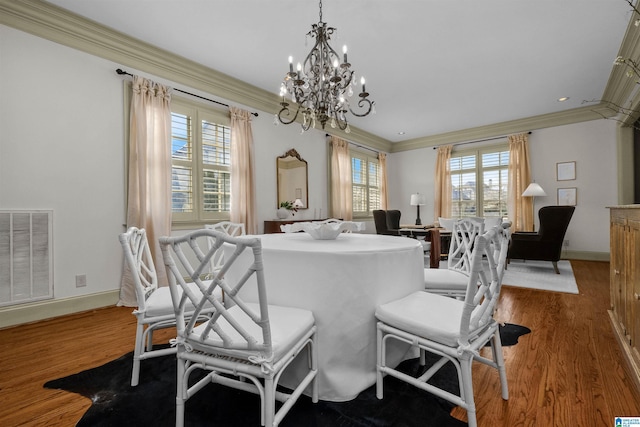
[
  {"left": 434, "top": 145, "right": 452, "bottom": 219},
  {"left": 378, "top": 152, "right": 389, "bottom": 210},
  {"left": 119, "top": 76, "right": 172, "bottom": 306},
  {"left": 507, "top": 133, "right": 532, "bottom": 232},
  {"left": 230, "top": 107, "right": 257, "bottom": 234},
  {"left": 330, "top": 136, "right": 353, "bottom": 220}
]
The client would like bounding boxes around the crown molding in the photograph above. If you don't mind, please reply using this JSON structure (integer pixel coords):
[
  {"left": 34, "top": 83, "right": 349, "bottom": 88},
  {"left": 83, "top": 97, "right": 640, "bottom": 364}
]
[
  {"left": 601, "top": 5, "right": 640, "bottom": 126},
  {"left": 0, "top": 0, "right": 393, "bottom": 151},
  {"left": 0, "top": 0, "right": 629, "bottom": 154},
  {"left": 324, "top": 127, "right": 392, "bottom": 153},
  {"left": 390, "top": 103, "right": 617, "bottom": 153},
  {"left": 0, "top": 0, "right": 277, "bottom": 113}
]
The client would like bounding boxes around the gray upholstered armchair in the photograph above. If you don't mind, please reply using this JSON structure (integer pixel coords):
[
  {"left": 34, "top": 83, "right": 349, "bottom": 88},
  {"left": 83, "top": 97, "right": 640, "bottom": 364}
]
[{"left": 507, "top": 205, "right": 575, "bottom": 274}]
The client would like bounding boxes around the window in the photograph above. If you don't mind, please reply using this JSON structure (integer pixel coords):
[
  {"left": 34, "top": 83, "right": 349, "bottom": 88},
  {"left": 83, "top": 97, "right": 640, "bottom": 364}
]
[
  {"left": 351, "top": 149, "right": 381, "bottom": 218},
  {"left": 450, "top": 145, "right": 509, "bottom": 219},
  {"left": 171, "top": 98, "right": 231, "bottom": 225}
]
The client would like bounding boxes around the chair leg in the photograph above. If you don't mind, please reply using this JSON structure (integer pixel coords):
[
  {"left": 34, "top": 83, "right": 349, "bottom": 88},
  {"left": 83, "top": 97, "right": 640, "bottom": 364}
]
[
  {"left": 264, "top": 377, "right": 275, "bottom": 427},
  {"left": 460, "top": 356, "right": 477, "bottom": 427},
  {"left": 376, "top": 324, "right": 385, "bottom": 399},
  {"left": 131, "top": 322, "right": 145, "bottom": 386},
  {"left": 175, "top": 356, "right": 186, "bottom": 427},
  {"left": 146, "top": 327, "right": 154, "bottom": 351},
  {"left": 491, "top": 329, "right": 509, "bottom": 400},
  {"left": 311, "top": 333, "right": 319, "bottom": 403},
  {"left": 552, "top": 261, "right": 560, "bottom": 274}
]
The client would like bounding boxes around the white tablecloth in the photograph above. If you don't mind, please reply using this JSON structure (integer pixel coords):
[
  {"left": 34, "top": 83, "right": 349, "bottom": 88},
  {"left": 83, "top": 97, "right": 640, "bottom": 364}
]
[{"left": 223, "top": 232, "right": 424, "bottom": 401}]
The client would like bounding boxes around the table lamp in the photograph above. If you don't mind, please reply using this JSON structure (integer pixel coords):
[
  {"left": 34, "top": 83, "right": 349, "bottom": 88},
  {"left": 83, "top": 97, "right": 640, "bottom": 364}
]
[
  {"left": 410, "top": 193, "right": 426, "bottom": 226},
  {"left": 522, "top": 182, "right": 546, "bottom": 231}
]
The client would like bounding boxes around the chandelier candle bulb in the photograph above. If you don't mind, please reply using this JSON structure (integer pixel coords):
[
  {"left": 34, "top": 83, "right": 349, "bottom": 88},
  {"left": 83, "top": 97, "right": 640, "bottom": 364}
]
[
  {"left": 289, "top": 56, "right": 293, "bottom": 73},
  {"left": 343, "top": 45, "right": 348, "bottom": 63}
]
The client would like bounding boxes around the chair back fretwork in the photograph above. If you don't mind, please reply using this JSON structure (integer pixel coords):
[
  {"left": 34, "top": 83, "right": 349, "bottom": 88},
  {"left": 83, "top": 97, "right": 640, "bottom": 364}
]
[
  {"left": 160, "top": 230, "right": 274, "bottom": 359},
  {"left": 447, "top": 218, "right": 484, "bottom": 274}
]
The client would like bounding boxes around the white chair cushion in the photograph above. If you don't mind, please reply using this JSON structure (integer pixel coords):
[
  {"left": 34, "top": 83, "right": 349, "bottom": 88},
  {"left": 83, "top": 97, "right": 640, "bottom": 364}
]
[
  {"left": 376, "top": 291, "right": 465, "bottom": 347},
  {"left": 438, "top": 217, "right": 454, "bottom": 231},
  {"left": 190, "top": 303, "right": 315, "bottom": 362},
  {"left": 144, "top": 281, "right": 221, "bottom": 317},
  {"left": 423, "top": 268, "right": 468, "bottom": 291}
]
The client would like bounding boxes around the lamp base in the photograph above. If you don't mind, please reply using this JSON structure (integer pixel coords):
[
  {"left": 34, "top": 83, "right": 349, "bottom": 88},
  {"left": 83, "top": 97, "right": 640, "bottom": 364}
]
[{"left": 415, "top": 205, "right": 422, "bottom": 226}]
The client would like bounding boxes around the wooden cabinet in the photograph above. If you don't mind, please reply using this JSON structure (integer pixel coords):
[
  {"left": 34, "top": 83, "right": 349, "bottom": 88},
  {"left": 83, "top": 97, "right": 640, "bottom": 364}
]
[{"left": 609, "top": 206, "right": 640, "bottom": 390}]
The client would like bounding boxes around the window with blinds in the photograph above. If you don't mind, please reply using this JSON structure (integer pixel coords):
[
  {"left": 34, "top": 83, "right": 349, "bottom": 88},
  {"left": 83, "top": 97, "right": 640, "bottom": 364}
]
[
  {"left": 450, "top": 146, "right": 509, "bottom": 218},
  {"left": 351, "top": 150, "right": 381, "bottom": 218},
  {"left": 171, "top": 99, "right": 231, "bottom": 225}
]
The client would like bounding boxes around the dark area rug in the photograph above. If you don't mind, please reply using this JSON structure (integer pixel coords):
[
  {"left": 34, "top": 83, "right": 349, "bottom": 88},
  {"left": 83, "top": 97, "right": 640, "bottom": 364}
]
[{"left": 44, "top": 323, "right": 529, "bottom": 427}]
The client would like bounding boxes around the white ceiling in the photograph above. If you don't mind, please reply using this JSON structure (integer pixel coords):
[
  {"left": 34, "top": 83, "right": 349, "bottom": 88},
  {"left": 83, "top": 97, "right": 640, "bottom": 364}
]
[{"left": 46, "top": 0, "right": 633, "bottom": 143}]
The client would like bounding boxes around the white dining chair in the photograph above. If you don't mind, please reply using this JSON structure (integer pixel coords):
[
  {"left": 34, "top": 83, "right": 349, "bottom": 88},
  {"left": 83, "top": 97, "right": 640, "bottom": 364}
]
[
  {"left": 375, "top": 225, "right": 509, "bottom": 427},
  {"left": 423, "top": 218, "right": 484, "bottom": 298},
  {"left": 204, "top": 222, "right": 246, "bottom": 280},
  {"left": 205, "top": 221, "right": 246, "bottom": 237},
  {"left": 119, "top": 227, "right": 219, "bottom": 386},
  {"left": 159, "top": 229, "right": 318, "bottom": 427},
  {"left": 438, "top": 217, "right": 455, "bottom": 231}
]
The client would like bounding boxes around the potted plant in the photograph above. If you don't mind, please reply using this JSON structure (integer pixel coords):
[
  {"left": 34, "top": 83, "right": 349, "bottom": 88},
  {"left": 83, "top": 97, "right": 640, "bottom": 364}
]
[{"left": 277, "top": 201, "right": 298, "bottom": 219}]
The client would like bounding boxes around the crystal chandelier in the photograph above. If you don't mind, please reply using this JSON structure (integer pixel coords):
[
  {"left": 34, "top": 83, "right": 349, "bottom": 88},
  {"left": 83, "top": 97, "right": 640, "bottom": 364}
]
[{"left": 276, "top": 0, "right": 374, "bottom": 133}]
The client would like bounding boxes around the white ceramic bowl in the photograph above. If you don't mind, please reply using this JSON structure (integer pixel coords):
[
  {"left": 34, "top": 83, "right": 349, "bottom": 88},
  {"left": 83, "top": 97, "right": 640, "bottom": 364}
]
[{"left": 280, "top": 220, "right": 365, "bottom": 240}]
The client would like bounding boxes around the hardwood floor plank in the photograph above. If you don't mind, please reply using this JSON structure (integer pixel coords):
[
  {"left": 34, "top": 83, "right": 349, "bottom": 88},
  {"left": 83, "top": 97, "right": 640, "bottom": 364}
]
[{"left": 1, "top": 260, "right": 639, "bottom": 426}]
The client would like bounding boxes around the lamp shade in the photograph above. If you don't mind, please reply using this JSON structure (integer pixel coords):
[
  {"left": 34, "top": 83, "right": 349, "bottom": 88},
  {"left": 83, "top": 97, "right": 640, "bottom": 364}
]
[
  {"left": 410, "top": 193, "right": 426, "bottom": 206},
  {"left": 522, "top": 183, "right": 546, "bottom": 197}
]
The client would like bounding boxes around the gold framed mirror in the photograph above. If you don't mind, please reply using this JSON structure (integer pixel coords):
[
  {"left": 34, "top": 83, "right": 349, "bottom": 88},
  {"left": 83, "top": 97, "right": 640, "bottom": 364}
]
[{"left": 277, "top": 149, "right": 308, "bottom": 209}]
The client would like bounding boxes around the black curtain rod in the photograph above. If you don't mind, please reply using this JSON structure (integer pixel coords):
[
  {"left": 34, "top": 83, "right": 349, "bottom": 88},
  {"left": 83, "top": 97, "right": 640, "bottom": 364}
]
[
  {"left": 433, "top": 131, "right": 531, "bottom": 150},
  {"left": 115, "top": 68, "right": 258, "bottom": 117},
  {"left": 326, "top": 134, "right": 380, "bottom": 154}
]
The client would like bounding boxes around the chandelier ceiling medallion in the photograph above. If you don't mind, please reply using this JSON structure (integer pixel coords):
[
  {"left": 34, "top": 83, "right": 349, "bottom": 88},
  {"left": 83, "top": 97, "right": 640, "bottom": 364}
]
[{"left": 276, "top": 0, "right": 375, "bottom": 133}]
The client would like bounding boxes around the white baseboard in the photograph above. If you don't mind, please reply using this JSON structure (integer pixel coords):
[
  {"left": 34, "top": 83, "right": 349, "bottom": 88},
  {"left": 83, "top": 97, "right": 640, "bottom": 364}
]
[
  {"left": 0, "top": 290, "right": 120, "bottom": 329},
  {"left": 562, "top": 250, "right": 609, "bottom": 262}
]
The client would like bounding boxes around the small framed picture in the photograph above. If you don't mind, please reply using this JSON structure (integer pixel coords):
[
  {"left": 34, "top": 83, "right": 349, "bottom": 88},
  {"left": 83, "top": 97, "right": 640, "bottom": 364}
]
[
  {"left": 557, "top": 187, "right": 577, "bottom": 206},
  {"left": 556, "top": 161, "right": 576, "bottom": 181}
]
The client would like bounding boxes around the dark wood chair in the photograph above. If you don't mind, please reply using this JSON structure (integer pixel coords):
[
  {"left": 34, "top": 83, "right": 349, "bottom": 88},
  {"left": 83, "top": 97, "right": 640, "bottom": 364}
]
[{"left": 507, "top": 205, "right": 575, "bottom": 274}]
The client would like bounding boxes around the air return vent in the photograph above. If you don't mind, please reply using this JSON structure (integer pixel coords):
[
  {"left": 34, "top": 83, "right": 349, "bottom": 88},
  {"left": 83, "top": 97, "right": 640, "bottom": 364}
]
[{"left": 0, "top": 211, "right": 53, "bottom": 306}]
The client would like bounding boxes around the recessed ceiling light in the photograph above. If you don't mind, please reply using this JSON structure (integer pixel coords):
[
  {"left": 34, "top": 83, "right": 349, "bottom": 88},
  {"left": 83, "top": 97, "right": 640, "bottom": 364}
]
[
  {"left": 398, "top": 131, "right": 406, "bottom": 135},
  {"left": 557, "top": 97, "right": 570, "bottom": 102}
]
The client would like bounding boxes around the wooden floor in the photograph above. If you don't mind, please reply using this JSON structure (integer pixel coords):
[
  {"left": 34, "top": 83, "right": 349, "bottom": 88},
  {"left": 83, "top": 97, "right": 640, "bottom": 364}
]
[{"left": 0, "top": 260, "right": 639, "bottom": 426}]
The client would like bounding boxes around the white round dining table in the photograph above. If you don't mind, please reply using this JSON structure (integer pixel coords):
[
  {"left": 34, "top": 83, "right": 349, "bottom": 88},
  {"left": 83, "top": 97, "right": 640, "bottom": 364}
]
[{"left": 223, "top": 232, "right": 424, "bottom": 402}]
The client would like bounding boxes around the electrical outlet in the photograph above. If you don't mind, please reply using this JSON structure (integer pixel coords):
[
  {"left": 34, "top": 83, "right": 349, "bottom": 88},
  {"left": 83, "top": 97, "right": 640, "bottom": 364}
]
[
  {"left": 563, "top": 240, "right": 569, "bottom": 247},
  {"left": 76, "top": 274, "right": 87, "bottom": 288}
]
